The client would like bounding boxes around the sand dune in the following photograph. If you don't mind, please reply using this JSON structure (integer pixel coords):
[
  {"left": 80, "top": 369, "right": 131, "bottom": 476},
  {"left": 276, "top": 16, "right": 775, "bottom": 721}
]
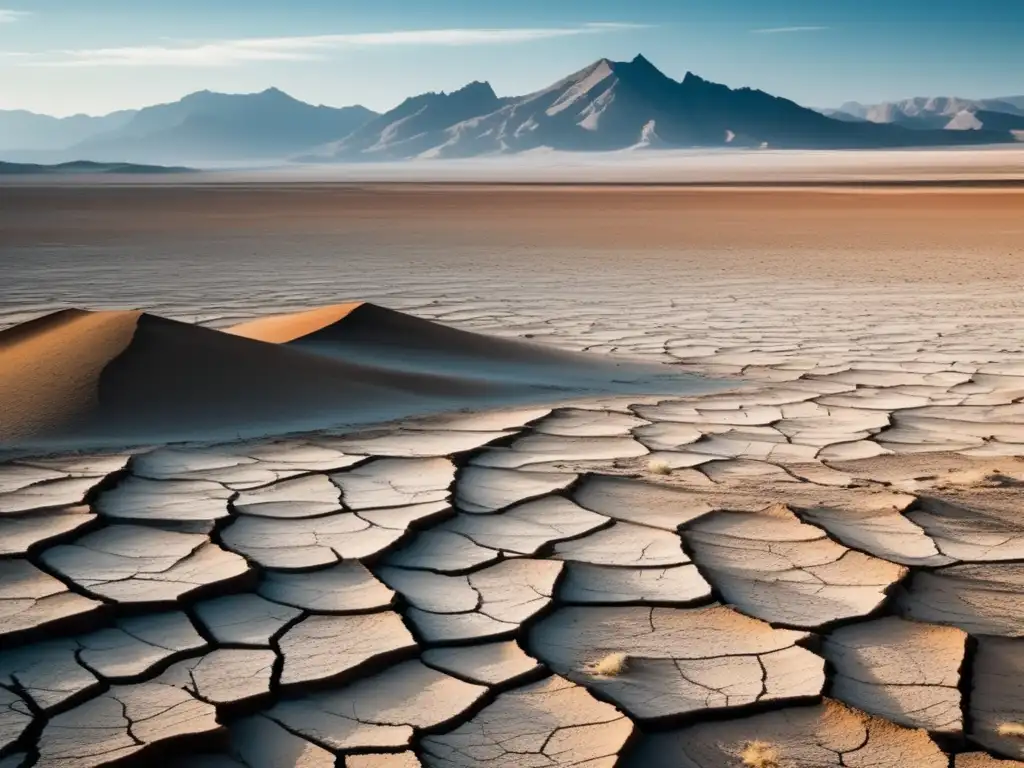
[
  {"left": 0, "top": 308, "right": 481, "bottom": 452},
  {"left": 0, "top": 305, "right": 700, "bottom": 453},
  {"left": 227, "top": 301, "right": 610, "bottom": 381},
  {"left": 226, "top": 303, "right": 365, "bottom": 343}
]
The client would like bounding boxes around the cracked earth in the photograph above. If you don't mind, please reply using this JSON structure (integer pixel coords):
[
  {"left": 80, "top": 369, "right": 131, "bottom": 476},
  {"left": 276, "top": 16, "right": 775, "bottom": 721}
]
[{"left": 5, "top": 241, "right": 1024, "bottom": 767}]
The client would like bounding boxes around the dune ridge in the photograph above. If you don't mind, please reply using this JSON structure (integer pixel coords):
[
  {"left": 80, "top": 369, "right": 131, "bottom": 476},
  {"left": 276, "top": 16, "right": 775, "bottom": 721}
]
[
  {"left": 0, "top": 304, "right": 704, "bottom": 454},
  {"left": 228, "top": 301, "right": 615, "bottom": 381},
  {"left": 226, "top": 302, "right": 365, "bottom": 343}
]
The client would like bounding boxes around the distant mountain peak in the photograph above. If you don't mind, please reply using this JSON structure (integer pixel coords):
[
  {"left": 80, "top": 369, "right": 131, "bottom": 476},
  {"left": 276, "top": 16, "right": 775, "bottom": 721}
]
[
  {"left": 611, "top": 55, "right": 676, "bottom": 90},
  {"left": 567, "top": 58, "right": 613, "bottom": 79},
  {"left": 449, "top": 80, "right": 497, "bottom": 99},
  {"left": 255, "top": 87, "right": 303, "bottom": 105},
  {"left": 679, "top": 71, "right": 709, "bottom": 87},
  {"left": 180, "top": 89, "right": 215, "bottom": 103},
  {"left": 629, "top": 53, "right": 658, "bottom": 69}
]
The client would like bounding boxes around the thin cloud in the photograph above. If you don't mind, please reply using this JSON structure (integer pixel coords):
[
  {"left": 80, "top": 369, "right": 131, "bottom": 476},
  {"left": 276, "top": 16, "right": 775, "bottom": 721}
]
[
  {"left": 0, "top": 9, "right": 29, "bottom": 23},
  {"left": 15, "top": 23, "right": 649, "bottom": 68},
  {"left": 751, "top": 26, "right": 829, "bottom": 34}
]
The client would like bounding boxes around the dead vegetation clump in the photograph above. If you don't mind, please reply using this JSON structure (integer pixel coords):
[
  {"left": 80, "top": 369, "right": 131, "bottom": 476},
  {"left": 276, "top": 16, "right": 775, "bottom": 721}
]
[
  {"left": 586, "top": 652, "right": 630, "bottom": 677},
  {"left": 739, "top": 740, "right": 781, "bottom": 768},
  {"left": 648, "top": 459, "right": 673, "bottom": 476}
]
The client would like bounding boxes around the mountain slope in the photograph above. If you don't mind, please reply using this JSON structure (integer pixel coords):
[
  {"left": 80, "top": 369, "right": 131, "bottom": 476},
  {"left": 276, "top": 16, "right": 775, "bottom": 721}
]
[
  {"left": 817, "top": 109, "right": 866, "bottom": 123},
  {"left": 440, "top": 56, "right": 697, "bottom": 156},
  {"left": 311, "top": 81, "right": 506, "bottom": 160},
  {"left": 995, "top": 95, "right": 1024, "bottom": 111},
  {"left": 73, "top": 89, "right": 377, "bottom": 163},
  {"left": 316, "top": 57, "right": 695, "bottom": 160}
]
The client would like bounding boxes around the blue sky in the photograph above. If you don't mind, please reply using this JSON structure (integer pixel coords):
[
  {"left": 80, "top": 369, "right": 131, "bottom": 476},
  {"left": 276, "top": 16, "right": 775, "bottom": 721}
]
[{"left": 1, "top": 0, "right": 1022, "bottom": 116}]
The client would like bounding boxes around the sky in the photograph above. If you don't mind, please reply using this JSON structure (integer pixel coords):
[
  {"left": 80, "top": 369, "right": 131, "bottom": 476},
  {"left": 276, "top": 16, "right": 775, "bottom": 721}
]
[{"left": 1, "top": 0, "right": 1022, "bottom": 116}]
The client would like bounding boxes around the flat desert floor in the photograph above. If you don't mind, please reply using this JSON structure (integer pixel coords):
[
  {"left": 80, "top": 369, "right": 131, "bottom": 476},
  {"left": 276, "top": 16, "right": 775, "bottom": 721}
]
[{"left": 2, "top": 183, "right": 1024, "bottom": 768}]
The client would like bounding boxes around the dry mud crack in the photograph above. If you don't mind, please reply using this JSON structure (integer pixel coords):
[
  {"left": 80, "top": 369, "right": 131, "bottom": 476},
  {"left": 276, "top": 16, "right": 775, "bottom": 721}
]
[{"left": 5, "top": 289, "right": 1024, "bottom": 767}]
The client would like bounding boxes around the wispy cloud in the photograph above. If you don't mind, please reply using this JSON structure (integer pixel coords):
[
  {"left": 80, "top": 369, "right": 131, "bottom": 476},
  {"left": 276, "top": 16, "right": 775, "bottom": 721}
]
[
  {"left": 751, "top": 25, "right": 829, "bottom": 34},
  {"left": 0, "top": 9, "right": 29, "bottom": 23},
  {"left": 12, "top": 23, "right": 648, "bottom": 68}
]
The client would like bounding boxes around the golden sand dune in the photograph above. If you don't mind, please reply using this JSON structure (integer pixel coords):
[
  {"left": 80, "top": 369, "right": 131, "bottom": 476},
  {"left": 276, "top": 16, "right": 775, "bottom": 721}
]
[
  {"left": 0, "top": 305, "right": 693, "bottom": 453},
  {"left": 227, "top": 302, "right": 365, "bottom": 344}
]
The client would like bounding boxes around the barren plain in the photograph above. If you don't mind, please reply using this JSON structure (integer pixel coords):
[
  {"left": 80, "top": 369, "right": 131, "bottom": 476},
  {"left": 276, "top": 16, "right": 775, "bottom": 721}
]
[{"left": 2, "top": 181, "right": 1024, "bottom": 767}]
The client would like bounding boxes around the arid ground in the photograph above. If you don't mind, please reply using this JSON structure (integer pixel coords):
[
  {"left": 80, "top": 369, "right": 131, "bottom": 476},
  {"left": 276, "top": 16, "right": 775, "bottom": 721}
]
[
  {"left": 3, "top": 184, "right": 1024, "bottom": 278},
  {"left": 2, "top": 182, "right": 1024, "bottom": 768}
]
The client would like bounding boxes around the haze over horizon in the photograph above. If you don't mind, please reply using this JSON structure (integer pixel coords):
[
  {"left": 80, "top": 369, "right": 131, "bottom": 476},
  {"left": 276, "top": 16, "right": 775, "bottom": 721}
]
[{"left": 0, "top": 0, "right": 1021, "bottom": 117}]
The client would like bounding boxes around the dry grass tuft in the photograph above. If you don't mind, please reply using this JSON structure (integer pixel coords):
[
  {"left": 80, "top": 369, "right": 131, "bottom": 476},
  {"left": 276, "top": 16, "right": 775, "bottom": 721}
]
[
  {"left": 586, "top": 652, "right": 629, "bottom": 677},
  {"left": 740, "top": 740, "right": 780, "bottom": 768},
  {"left": 648, "top": 459, "right": 673, "bottom": 475},
  {"left": 998, "top": 722, "right": 1024, "bottom": 738}
]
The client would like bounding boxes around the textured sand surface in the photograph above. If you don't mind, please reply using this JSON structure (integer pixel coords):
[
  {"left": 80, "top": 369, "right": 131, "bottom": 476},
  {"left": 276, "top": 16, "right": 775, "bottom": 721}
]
[
  {"left": 0, "top": 310, "right": 138, "bottom": 442},
  {"left": 2, "top": 182, "right": 1024, "bottom": 768}
]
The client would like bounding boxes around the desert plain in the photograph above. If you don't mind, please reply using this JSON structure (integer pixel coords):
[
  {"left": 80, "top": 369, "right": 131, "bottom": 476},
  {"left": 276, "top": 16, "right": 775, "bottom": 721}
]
[{"left": 2, "top": 174, "right": 1024, "bottom": 768}]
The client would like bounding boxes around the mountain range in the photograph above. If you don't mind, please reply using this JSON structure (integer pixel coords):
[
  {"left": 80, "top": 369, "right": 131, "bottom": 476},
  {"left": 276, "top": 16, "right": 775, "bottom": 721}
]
[
  {"left": 0, "top": 88, "right": 375, "bottom": 164},
  {"left": 0, "top": 160, "right": 193, "bottom": 175},
  {"left": 822, "top": 96, "right": 1024, "bottom": 132},
  {"left": 308, "top": 56, "right": 1021, "bottom": 162},
  {"left": 0, "top": 109, "right": 136, "bottom": 152},
  {"left": 2, "top": 55, "right": 1021, "bottom": 166}
]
